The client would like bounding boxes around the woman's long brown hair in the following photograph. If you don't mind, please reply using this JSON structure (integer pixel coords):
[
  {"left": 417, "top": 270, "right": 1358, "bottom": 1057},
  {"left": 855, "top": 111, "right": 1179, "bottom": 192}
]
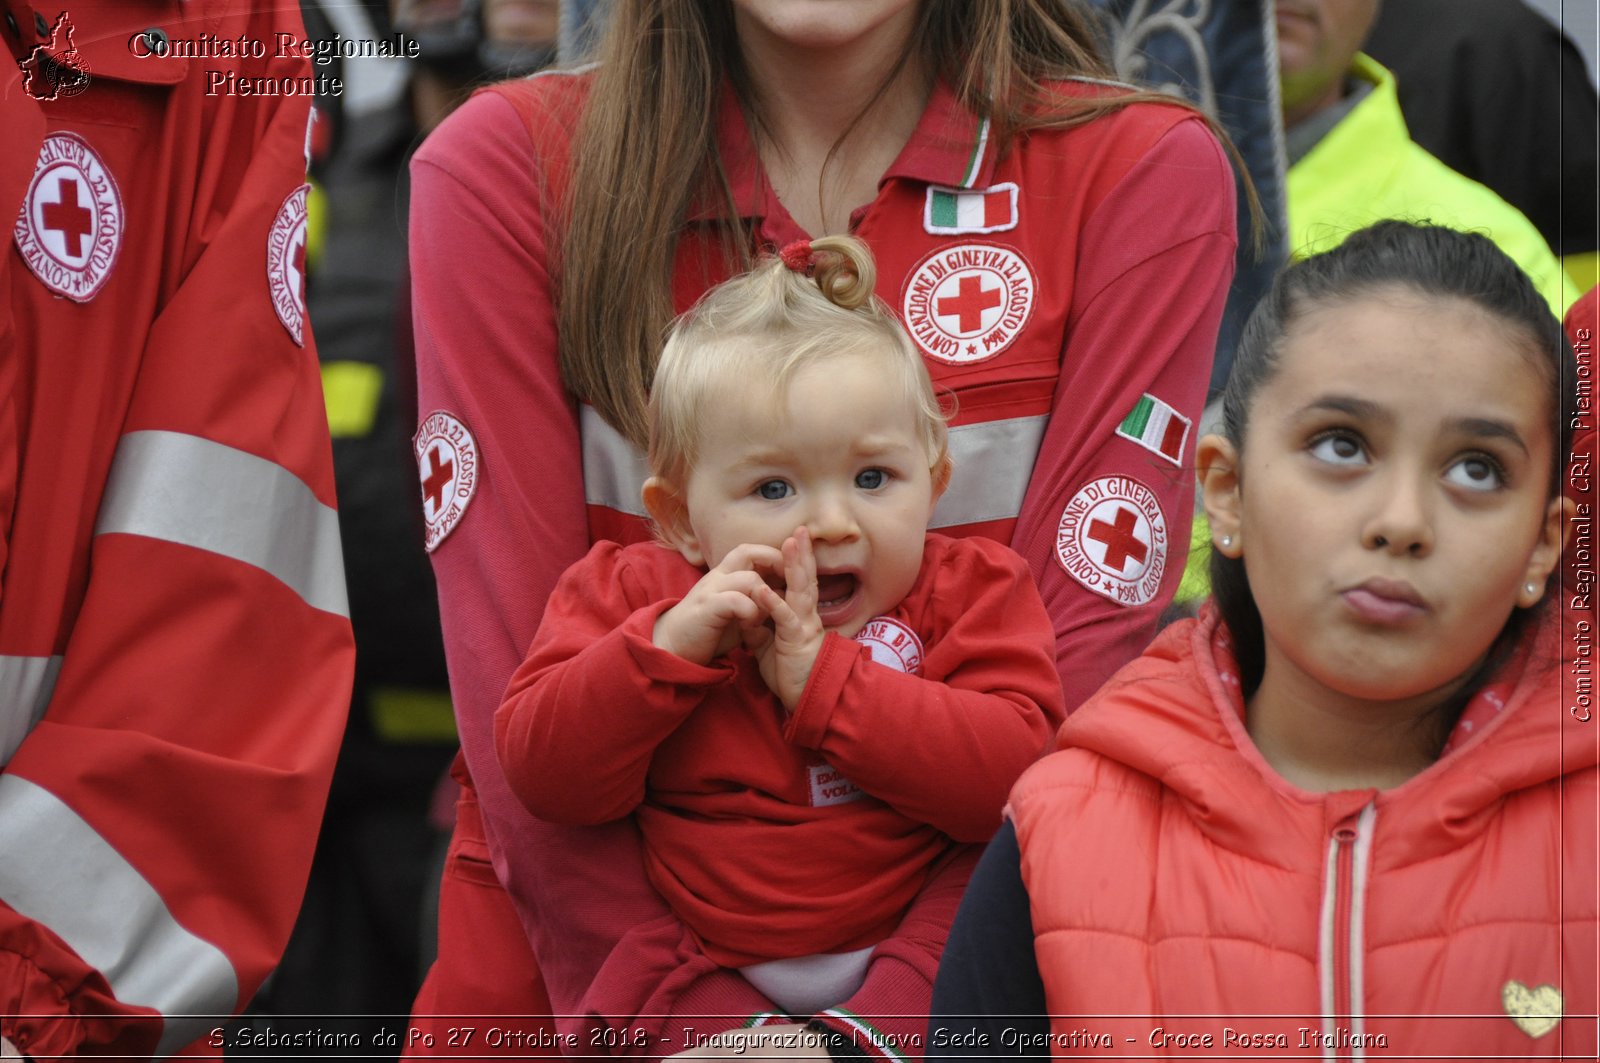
[{"left": 558, "top": 0, "right": 1248, "bottom": 449}]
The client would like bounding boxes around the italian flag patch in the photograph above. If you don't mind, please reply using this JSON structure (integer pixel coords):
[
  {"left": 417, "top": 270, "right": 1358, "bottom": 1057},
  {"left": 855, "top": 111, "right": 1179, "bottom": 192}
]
[
  {"left": 923, "top": 183, "right": 1018, "bottom": 234},
  {"left": 1116, "top": 393, "right": 1190, "bottom": 465}
]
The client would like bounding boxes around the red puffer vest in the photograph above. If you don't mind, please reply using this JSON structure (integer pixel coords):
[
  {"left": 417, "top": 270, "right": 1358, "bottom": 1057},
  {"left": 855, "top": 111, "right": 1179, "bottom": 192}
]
[{"left": 1009, "top": 610, "right": 1597, "bottom": 1059}]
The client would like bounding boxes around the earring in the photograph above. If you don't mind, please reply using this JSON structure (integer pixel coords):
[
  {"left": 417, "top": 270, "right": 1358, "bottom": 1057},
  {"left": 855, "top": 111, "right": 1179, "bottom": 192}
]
[
  {"left": 1525, "top": 581, "right": 1540, "bottom": 600},
  {"left": 1219, "top": 535, "right": 1233, "bottom": 549}
]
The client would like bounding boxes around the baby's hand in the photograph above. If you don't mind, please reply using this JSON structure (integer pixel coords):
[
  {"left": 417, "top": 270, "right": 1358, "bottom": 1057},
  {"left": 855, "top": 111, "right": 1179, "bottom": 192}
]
[
  {"left": 653, "top": 544, "right": 782, "bottom": 665},
  {"left": 749, "top": 527, "right": 826, "bottom": 711}
]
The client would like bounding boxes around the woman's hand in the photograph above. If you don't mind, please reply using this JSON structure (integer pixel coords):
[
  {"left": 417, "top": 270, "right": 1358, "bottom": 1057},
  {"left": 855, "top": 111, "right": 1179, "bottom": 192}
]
[
  {"left": 749, "top": 528, "right": 826, "bottom": 711},
  {"left": 653, "top": 544, "right": 784, "bottom": 664},
  {"left": 666, "top": 1022, "right": 831, "bottom": 1061}
]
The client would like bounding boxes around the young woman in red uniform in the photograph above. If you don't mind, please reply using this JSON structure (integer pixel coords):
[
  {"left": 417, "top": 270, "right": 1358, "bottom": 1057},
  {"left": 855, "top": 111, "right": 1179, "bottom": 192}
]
[
  {"left": 406, "top": 1, "right": 1237, "bottom": 1056},
  {"left": 929, "top": 222, "right": 1597, "bottom": 1059}
]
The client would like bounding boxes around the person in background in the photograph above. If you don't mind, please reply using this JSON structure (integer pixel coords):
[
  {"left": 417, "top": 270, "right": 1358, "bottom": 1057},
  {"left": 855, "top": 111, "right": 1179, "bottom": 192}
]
[
  {"left": 1277, "top": 0, "right": 1573, "bottom": 317},
  {"left": 1175, "top": 0, "right": 1581, "bottom": 614},
  {"left": 406, "top": 0, "right": 1238, "bottom": 1056},
  {"left": 0, "top": 0, "right": 353, "bottom": 1055},
  {"left": 1364, "top": 0, "right": 1599, "bottom": 291}
]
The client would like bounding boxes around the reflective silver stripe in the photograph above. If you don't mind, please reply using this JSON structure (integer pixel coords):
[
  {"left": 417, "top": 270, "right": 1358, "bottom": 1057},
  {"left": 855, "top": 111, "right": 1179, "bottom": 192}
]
[
  {"left": 0, "top": 655, "right": 62, "bottom": 766},
  {"left": 581, "top": 405, "right": 651, "bottom": 517},
  {"left": 0, "top": 775, "right": 237, "bottom": 1057},
  {"left": 580, "top": 408, "right": 1046, "bottom": 530},
  {"left": 95, "top": 431, "right": 349, "bottom": 618},
  {"left": 931, "top": 414, "right": 1046, "bottom": 529}
]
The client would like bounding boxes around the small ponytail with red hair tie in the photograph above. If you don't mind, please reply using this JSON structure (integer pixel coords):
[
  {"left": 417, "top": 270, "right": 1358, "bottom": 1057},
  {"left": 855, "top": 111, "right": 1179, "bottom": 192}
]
[{"left": 778, "top": 239, "right": 814, "bottom": 275}]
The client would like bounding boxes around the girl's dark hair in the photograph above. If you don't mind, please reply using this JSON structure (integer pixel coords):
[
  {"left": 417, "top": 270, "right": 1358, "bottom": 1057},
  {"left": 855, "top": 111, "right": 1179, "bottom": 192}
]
[{"left": 1210, "top": 221, "right": 1575, "bottom": 747}]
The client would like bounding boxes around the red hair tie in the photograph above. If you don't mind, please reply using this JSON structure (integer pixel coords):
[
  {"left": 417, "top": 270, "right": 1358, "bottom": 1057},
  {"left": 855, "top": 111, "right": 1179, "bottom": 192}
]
[{"left": 778, "top": 239, "right": 813, "bottom": 275}]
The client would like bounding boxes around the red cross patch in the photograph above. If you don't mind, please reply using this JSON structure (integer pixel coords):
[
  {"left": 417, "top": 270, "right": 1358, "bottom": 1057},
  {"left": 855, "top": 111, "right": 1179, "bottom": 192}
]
[
  {"left": 415, "top": 411, "right": 480, "bottom": 552},
  {"left": 13, "top": 133, "right": 123, "bottom": 301},
  {"left": 901, "top": 243, "right": 1035, "bottom": 365},
  {"left": 267, "top": 184, "right": 310, "bottom": 345},
  {"left": 1054, "top": 476, "right": 1169, "bottom": 607}
]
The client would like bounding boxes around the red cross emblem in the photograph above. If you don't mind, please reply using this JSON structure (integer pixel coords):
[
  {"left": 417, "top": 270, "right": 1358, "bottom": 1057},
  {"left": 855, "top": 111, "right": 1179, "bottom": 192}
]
[
  {"left": 902, "top": 243, "right": 1035, "bottom": 366},
  {"left": 267, "top": 184, "right": 310, "bottom": 345},
  {"left": 289, "top": 231, "right": 307, "bottom": 306},
  {"left": 1087, "top": 506, "right": 1148, "bottom": 573},
  {"left": 421, "top": 444, "right": 455, "bottom": 516},
  {"left": 15, "top": 134, "right": 123, "bottom": 301},
  {"left": 42, "top": 177, "right": 93, "bottom": 259},
  {"left": 1054, "top": 476, "right": 1168, "bottom": 607},
  {"left": 415, "top": 411, "right": 479, "bottom": 552},
  {"left": 936, "top": 274, "right": 1002, "bottom": 333}
]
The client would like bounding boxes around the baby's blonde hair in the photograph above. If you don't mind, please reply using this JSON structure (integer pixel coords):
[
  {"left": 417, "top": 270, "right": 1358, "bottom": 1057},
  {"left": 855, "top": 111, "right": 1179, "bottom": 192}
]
[{"left": 647, "top": 235, "right": 950, "bottom": 487}]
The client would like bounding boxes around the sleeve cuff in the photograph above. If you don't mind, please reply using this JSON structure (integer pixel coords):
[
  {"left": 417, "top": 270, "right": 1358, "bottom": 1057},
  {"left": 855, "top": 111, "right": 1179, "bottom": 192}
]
[
  {"left": 784, "top": 632, "right": 861, "bottom": 749},
  {"left": 619, "top": 600, "right": 737, "bottom": 687}
]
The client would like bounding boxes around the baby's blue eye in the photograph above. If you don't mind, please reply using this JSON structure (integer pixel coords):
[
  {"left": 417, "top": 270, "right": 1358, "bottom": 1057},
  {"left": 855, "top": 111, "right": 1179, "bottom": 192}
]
[
  {"left": 1309, "top": 432, "right": 1367, "bottom": 466},
  {"left": 855, "top": 469, "right": 887, "bottom": 490},
  {"left": 757, "top": 480, "right": 791, "bottom": 500},
  {"left": 1444, "top": 455, "right": 1505, "bottom": 491}
]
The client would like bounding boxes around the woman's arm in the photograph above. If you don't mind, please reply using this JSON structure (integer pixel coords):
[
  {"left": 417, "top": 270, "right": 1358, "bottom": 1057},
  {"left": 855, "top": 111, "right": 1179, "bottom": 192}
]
[
  {"left": 928, "top": 822, "right": 1049, "bottom": 1058},
  {"left": 1011, "top": 116, "right": 1237, "bottom": 710},
  {"left": 412, "top": 88, "right": 727, "bottom": 1034}
]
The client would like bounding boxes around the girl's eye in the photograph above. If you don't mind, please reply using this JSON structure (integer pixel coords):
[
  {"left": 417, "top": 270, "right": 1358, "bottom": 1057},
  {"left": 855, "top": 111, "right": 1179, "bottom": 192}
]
[
  {"left": 1444, "top": 454, "right": 1506, "bottom": 492},
  {"left": 1308, "top": 432, "right": 1367, "bottom": 466},
  {"left": 855, "top": 469, "right": 887, "bottom": 490},
  {"left": 756, "top": 480, "right": 791, "bottom": 500}
]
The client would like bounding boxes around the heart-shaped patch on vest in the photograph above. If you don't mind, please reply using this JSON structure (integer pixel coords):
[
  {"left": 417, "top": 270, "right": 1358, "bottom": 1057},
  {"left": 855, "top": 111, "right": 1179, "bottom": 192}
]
[{"left": 1501, "top": 980, "right": 1562, "bottom": 1038}]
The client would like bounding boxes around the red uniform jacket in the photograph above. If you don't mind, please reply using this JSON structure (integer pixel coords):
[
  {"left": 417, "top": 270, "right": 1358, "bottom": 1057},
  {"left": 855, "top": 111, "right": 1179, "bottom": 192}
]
[
  {"left": 497, "top": 536, "right": 1064, "bottom": 966},
  {"left": 0, "top": 0, "right": 353, "bottom": 1055}
]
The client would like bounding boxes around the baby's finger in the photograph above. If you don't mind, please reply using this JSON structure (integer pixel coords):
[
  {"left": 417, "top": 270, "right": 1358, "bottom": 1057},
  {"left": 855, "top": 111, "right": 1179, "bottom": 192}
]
[
  {"left": 754, "top": 583, "right": 801, "bottom": 634},
  {"left": 741, "top": 623, "right": 774, "bottom": 656},
  {"left": 715, "top": 542, "right": 785, "bottom": 576},
  {"left": 699, "top": 567, "right": 770, "bottom": 601},
  {"left": 712, "top": 589, "right": 764, "bottom": 625},
  {"left": 784, "top": 528, "right": 818, "bottom": 611}
]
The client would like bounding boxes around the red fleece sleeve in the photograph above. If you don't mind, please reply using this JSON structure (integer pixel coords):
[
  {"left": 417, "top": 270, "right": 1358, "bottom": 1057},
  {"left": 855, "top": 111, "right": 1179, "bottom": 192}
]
[
  {"left": 496, "top": 544, "right": 733, "bottom": 826},
  {"left": 1010, "top": 119, "right": 1236, "bottom": 710}
]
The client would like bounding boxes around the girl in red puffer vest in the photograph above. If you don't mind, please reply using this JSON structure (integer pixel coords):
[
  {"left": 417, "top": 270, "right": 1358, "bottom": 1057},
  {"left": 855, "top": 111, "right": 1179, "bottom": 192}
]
[{"left": 929, "top": 221, "right": 1597, "bottom": 1060}]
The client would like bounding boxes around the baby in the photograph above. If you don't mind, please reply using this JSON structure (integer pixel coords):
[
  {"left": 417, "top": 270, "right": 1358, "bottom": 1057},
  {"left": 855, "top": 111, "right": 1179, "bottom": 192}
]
[{"left": 495, "top": 235, "right": 1064, "bottom": 1017}]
